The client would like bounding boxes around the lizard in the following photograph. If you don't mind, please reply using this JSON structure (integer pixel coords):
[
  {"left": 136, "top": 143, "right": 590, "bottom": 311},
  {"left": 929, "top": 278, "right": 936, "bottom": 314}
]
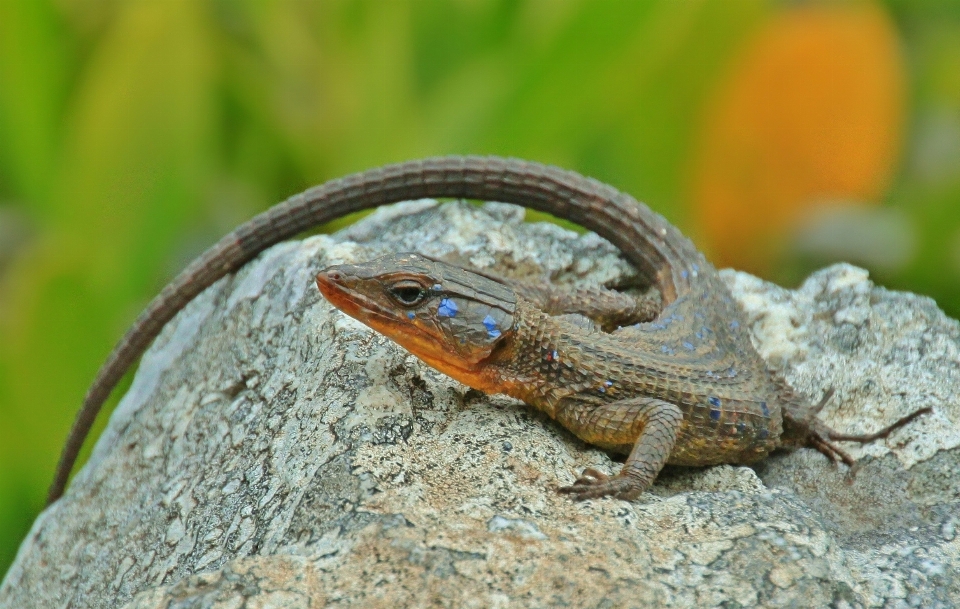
[
  {"left": 46, "top": 155, "right": 930, "bottom": 504},
  {"left": 315, "top": 253, "right": 929, "bottom": 499}
]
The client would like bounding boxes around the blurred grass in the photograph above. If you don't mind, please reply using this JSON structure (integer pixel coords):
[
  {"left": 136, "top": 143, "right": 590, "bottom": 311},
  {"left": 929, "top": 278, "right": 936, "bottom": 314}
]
[{"left": 1, "top": 0, "right": 959, "bottom": 579}]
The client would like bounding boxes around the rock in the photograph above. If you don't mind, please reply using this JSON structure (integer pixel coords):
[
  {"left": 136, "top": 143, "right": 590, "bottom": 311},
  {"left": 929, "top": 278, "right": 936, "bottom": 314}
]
[{"left": 1, "top": 201, "right": 957, "bottom": 608}]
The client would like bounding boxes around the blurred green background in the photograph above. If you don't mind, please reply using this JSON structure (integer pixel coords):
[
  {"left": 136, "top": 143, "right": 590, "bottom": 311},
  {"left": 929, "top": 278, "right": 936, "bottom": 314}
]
[{"left": 1, "top": 0, "right": 959, "bottom": 576}]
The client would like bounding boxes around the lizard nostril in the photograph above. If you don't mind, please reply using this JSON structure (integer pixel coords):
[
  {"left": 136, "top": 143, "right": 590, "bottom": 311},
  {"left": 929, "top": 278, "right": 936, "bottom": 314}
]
[{"left": 327, "top": 271, "right": 342, "bottom": 282}]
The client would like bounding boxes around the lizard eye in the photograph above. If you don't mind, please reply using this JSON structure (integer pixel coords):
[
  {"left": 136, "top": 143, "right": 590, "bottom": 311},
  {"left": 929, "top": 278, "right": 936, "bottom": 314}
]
[{"left": 388, "top": 281, "right": 426, "bottom": 306}]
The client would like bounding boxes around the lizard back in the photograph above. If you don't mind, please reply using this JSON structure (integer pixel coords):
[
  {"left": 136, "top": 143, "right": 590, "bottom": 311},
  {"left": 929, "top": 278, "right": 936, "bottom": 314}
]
[{"left": 495, "top": 299, "right": 783, "bottom": 466}]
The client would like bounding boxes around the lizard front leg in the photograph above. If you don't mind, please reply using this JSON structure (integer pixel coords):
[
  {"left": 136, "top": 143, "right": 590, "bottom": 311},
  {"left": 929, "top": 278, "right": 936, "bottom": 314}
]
[
  {"left": 556, "top": 397, "right": 682, "bottom": 500},
  {"left": 423, "top": 257, "right": 661, "bottom": 329},
  {"left": 507, "top": 280, "right": 661, "bottom": 329}
]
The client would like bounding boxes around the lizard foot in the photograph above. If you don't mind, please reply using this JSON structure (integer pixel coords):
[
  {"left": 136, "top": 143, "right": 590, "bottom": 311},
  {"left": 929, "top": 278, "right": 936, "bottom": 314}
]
[
  {"left": 557, "top": 468, "right": 644, "bottom": 500},
  {"left": 808, "top": 406, "right": 932, "bottom": 478}
]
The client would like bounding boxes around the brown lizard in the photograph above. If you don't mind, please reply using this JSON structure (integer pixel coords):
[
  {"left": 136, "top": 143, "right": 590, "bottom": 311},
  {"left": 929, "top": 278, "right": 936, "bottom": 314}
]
[
  {"left": 47, "top": 156, "right": 930, "bottom": 504},
  {"left": 315, "top": 254, "right": 928, "bottom": 499}
]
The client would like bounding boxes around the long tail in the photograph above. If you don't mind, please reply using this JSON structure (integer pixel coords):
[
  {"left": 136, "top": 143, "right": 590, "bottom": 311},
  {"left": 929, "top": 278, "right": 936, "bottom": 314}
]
[{"left": 47, "top": 155, "right": 702, "bottom": 504}]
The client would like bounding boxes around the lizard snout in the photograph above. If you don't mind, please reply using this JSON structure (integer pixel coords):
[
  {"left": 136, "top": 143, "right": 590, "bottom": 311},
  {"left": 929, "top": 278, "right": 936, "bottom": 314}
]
[{"left": 315, "top": 268, "right": 348, "bottom": 299}]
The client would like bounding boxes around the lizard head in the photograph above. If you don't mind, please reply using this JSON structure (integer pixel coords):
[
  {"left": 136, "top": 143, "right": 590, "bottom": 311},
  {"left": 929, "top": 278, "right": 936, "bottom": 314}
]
[{"left": 316, "top": 253, "right": 516, "bottom": 391}]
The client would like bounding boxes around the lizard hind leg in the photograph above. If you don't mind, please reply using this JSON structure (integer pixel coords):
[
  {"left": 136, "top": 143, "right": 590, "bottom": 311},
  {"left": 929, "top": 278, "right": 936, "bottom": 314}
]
[
  {"left": 556, "top": 397, "right": 682, "bottom": 500},
  {"left": 806, "top": 406, "right": 932, "bottom": 477}
]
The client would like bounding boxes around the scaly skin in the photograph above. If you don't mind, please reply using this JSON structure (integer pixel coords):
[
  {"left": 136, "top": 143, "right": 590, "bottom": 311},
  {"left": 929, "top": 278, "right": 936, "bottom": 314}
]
[
  {"left": 315, "top": 254, "right": 929, "bottom": 499},
  {"left": 48, "top": 156, "right": 930, "bottom": 504}
]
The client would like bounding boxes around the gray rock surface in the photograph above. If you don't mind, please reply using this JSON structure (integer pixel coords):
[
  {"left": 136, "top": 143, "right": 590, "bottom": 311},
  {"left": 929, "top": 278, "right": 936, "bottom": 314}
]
[{"left": 1, "top": 200, "right": 958, "bottom": 609}]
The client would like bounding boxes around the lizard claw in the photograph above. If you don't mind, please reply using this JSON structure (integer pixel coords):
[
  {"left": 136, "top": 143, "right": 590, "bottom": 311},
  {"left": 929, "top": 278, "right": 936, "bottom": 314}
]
[
  {"left": 575, "top": 468, "right": 609, "bottom": 484},
  {"left": 558, "top": 468, "right": 641, "bottom": 500}
]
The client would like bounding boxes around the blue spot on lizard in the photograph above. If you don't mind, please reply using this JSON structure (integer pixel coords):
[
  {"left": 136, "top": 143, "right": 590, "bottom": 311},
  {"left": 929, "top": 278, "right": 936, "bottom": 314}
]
[
  {"left": 482, "top": 315, "right": 501, "bottom": 338},
  {"left": 437, "top": 298, "right": 458, "bottom": 318}
]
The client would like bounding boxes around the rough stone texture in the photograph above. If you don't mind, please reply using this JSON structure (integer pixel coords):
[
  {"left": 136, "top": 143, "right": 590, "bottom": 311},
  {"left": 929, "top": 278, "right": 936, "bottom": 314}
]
[{"left": 1, "top": 201, "right": 958, "bottom": 609}]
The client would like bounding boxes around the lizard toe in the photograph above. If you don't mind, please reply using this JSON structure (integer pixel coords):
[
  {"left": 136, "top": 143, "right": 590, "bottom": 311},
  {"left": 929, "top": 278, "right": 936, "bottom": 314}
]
[
  {"left": 577, "top": 467, "right": 609, "bottom": 483},
  {"left": 558, "top": 471, "right": 641, "bottom": 500}
]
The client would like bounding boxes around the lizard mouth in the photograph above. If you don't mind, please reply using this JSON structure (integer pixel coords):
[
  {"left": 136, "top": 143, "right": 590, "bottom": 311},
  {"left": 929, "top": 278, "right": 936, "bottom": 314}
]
[
  {"left": 315, "top": 267, "right": 392, "bottom": 323},
  {"left": 315, "top": 265, "right": 493, "bottom": 390},
  {"left": 315, "top": 267, "right": 425, "bottom": 338},
  {"left": 316, "top": 265, "right": 440, "bottom": 347}
]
